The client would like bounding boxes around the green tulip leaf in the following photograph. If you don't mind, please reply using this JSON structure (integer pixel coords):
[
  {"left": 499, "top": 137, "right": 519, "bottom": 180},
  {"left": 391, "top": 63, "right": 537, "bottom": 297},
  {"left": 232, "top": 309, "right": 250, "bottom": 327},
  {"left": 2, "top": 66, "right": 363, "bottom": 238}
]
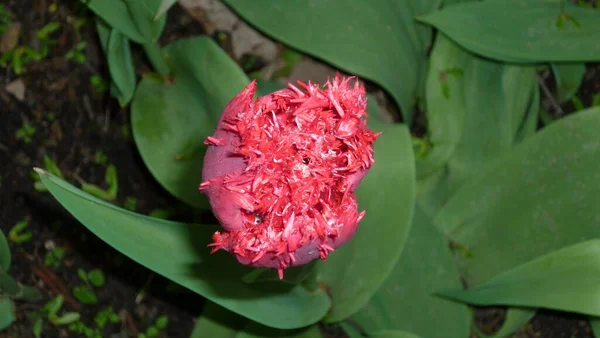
[
  {"left": 418, "top": 0, "right": 600, "bottom": 63},
  {"left": 222, "top": 0, "right": 444, "bottom": 124},
  {"left": 131, "top": 36, "right": 249, "bottom": 209},
  {"left": 417, "top": 35, "right": 538, "bottom": 217},
  {"left": 352, "top": 206, "right": 469, "bottom": 338},
  {"left": 0, "top": 298, "right": 15, "bottom": 331},
  {"left": 107, "top": 28, "right": 136, "bottom": 106},
  {"left": 435, "top": 106, "right": 600, "bottom": 286},
  {"left": 191, "top": 301, "right": 323, "bottom": 338},
  {"left": 473, "top": 307, "right": 536, "bottom": 338},
  {"left": 318, "top": 99, "right": 416, "bottom": 323},
  {"left": 551, "top": 63, "right": 586, "bottom": 103},
  {"left": 437, "top": 240, "right": 600, "bottom": 317},
  {"left": 416, "top": 34, "right": 469, "bottom": 180},
  {"left": 82, "top": 0, "right": 145, "bottom": 43},
  {"left": 36, "top": 169, "right": 331, "bottom": 329},
  {"left": 123, "top": 0, "right": 167, "bottom": 41}
]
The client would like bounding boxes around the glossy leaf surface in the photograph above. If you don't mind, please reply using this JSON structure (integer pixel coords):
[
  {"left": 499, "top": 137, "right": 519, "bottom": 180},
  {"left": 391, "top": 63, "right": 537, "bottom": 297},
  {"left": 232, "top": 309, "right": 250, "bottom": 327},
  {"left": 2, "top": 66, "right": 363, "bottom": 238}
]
[
  {"left": 436, "top": 107, "right": 600, "bottom": 286},
  {"left": 318, "top": 101, "right": 416, "bottom": 322},
  {"left": 352, "top": 206, "right": 469, "bottom": 338},
  {"left": 82, "top": 0, "right": 145, "bottom": 43},
  {"left": 418, "top": 0, "right": 600, "bottom": 63},
  {"left": 437, "top": 240, "right": 600, "bottom": 316},
  {"left": 131, "top": 37, "right": 249, "bottom": 208},
  {"left": 417, "top": 35, "right": 538, "bottom": 217},
  {"left": 107, "top": 28, "right": 136, "bottom": 106},
  {"left": 223, "top": 0, "right": 444, "bottom": 124},
  {"left": 37, "top": 170, "right": 331, "bottom": 329}
]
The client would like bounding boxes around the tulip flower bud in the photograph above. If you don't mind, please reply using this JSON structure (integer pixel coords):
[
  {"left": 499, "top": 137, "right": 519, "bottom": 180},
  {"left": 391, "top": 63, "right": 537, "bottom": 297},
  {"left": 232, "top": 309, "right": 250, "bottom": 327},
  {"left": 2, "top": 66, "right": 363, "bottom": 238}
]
[{"left": 200, "top": 74, "right": 380, "bottom": 279}]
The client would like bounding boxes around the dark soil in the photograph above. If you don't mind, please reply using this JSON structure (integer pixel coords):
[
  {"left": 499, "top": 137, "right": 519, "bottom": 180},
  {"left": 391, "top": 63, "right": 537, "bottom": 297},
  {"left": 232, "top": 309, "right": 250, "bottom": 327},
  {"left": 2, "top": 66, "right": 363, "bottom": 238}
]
[{"left": 1, "top": 1, "right": 599, "bottom": 338}]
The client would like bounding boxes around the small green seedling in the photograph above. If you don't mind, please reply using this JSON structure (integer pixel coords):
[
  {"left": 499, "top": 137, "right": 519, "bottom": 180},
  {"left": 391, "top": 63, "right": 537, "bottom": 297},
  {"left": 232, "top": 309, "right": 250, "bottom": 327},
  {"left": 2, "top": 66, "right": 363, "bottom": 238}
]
[
  {"left": 66, "top": 15, "right": 88, "bottom": 40},
  {"left": 32, "top": 156, "right": 64, "bottom": 191},
  {"left": 90, "top": 76, "right": 108, "bottom": 94},
  {"left": 0, "top": 4, "right": 12, "bottom": 34},
  {"left": 15, "top": 123, "right": 36, "bottom": 144},
  {"left": 46, "top": 113, "right": 56, "bottom": 122},
  {"left": 81, "top": 165, "right": 118, "bottom": 202},
  {"left": 78, "top": 268, "right": 105, "bottom": 288},
  {"left": 0, "top": 22, "right": 60, "bottom": 75},
  {"left": 65, "top": 41, "right": 87, "bottom": 64},
  {"left": 69, "top": 306, "right": 119, "bottom": 338},
  {"left": 8, "top": 219, "right": 32, "bottom": 243},
  {"left": 93, "top": 150, "right": 108, "bottom": 165},
  {"left": 69, "top": 321, "right": 101, "bottom": 338},
  {"left": 123, "top": 197, "right": 137, "bottom": 211},
  {"left": 93, "top": 306, "right": 119, "bottom": 329},
  {"left": 72, "top": 286, "right": 97, "bottom": 305},
  {"left": 138, "top": 315, "right": 168, "bottom": 338},
  {"left": 36, "top": 22, "right": 61, "bottom": 58},
  {"left": 44, "top": 247, "right": 65, "bottom": 268},
  {"left": 32, "top": 295, "right": 81, "bottom": 337},
  {"left": 73, "top": 268, "right": 105, "bottom": 304}
]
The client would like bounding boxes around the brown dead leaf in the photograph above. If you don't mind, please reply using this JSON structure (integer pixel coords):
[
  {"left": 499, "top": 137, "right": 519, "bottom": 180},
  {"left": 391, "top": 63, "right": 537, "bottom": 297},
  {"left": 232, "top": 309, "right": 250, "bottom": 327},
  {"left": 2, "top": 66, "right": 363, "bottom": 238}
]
[{"left": 0, "top": 22, "right": 21, "bottom": 53}]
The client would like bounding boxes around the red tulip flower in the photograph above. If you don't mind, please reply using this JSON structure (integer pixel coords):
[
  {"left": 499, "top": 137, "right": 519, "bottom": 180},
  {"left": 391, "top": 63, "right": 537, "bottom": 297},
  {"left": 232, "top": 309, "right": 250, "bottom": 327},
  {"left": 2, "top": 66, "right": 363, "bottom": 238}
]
[{"left": 200, "top": 74, "right": 380, "bottom": 279}]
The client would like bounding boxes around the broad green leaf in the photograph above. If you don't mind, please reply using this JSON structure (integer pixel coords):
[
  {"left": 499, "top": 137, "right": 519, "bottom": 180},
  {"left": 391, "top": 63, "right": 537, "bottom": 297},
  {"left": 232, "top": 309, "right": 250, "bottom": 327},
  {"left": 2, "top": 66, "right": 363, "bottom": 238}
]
[
  {"left": 36, "top": 169, "right": 330, "bottom": 329},
  {"left": 83, "top": 0, "right": 145, "bottom": 43},
  {"left": 0, "top": 298, "right": 15, "bottom": 331},
  {"left": 131, "top": 36, "right": 249, "bottom": 208},
  {"left": 222, "top": 0, "right": 444, "bottom": 124},
  {"left": 318, "top": 101, "right": 416, "bottom": 322},
  {"left": 417, "top": 35, "right": 537, "bottom": 217},
  {"left": 551, "top": 63, "right": 586, "bottom": 103},
  {"left": 123, "top": 0, "right": 167, "bottom": 41},
  {"left": 107, "top": 28, "right": 136, "bottom": 106},
  {"left": 352, "top": 206, "right": 469, "bottom": 338},
  {"left": 416, "top": 34, "right": 469, "bottom": 180},
  {"left": 0, "top": 230, "right": 10, "bottom": 272},
  {"left": 473, "top": 307, "right": 536, "bottom": 338},
  {"left": 437, "top": 240, "right": 600, "bottom": 317},
  {"left": 435, "top": 106, "right": 600, "bottom": 286},
  {"left": 191, "top": 301, "right": 323, "bottom": 338},
  {"left": 418, "top": 0, "right": 600, "bottom": 63}
]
